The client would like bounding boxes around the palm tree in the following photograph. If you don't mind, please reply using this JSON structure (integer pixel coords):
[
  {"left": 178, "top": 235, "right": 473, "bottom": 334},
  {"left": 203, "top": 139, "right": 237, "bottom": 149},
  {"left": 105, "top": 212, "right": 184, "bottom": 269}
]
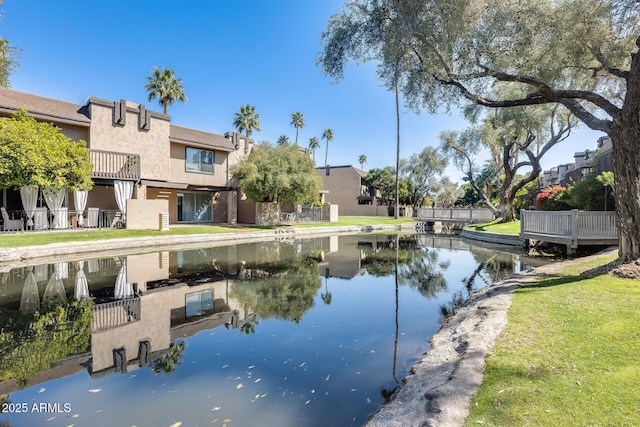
[
  {"left": 277, "top": 135, "right": 290, "bottom": 146},
  {"left": 308, "top": 137, "right": 320, "bottom": 164},
  {"left": 322, "top": 128, "right": 334, "bottom": 167},
  {"left": 144, "top": 66, "right": 188, "bottom": 115},
  {"left": 290, "top": 112, "right": 305, "bottom": 146},
  {"left": 359, "top": 154, "right": 367, "bottom": 170},
  {"left": 233, "top": 104, "right": 261, "bottom": 152}
]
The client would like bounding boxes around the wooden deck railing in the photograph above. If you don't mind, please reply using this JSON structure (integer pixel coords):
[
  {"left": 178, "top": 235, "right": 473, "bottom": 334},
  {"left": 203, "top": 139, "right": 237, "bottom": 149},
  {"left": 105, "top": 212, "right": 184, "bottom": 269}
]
[
  {"left": 89, "top": 149, "right": 140, "bottom": 180},
  {"left": 92, "top": 297, "right": 141, "bottom": 332},
  {"left": 520, "top": 210, "right": 617, "bottom": 253}
]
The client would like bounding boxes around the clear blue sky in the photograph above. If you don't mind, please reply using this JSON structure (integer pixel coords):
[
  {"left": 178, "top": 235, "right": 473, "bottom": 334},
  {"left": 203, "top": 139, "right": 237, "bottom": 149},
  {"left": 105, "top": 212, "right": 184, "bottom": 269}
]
[{"left": 3, "top": 0, "right": 602, "bottom": 182}]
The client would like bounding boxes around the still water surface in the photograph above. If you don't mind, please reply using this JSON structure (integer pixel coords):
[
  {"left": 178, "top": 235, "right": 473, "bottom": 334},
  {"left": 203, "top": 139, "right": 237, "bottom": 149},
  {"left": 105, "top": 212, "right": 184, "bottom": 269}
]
[{"left": 0, "top": 234, "right": 547, "bottom": 427}]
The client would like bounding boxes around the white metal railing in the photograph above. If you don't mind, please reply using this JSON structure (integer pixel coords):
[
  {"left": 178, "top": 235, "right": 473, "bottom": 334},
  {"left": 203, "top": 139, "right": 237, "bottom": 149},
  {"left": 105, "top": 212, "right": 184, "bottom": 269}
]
[{"left": 415, "top": 207, "right": 495, "bottom": 223}]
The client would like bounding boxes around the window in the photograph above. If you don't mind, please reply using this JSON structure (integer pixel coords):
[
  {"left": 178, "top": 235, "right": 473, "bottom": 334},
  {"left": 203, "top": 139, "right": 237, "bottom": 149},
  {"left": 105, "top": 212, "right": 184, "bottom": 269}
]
[
  {"left": 185, "top": 290, "right": 214, "bottom": 317},
  {"left": 177, "top": 192, "right": 213, "bottom": 222},
  {"left": 186, "top": 147, "right": 214, "bottom": 174}
]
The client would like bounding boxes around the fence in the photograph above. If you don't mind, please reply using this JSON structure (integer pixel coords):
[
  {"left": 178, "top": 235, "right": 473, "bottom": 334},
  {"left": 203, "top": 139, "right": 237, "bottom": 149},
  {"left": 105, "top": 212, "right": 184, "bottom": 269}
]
[
  {"left": 281, "top": 206, "right": 330, "bottom": 223},
  {"left": 415, "top": 207, "right": 495, "bottom": 223},
  {"left": 1, "top": 208, "right": 124, "bottom": 232}
]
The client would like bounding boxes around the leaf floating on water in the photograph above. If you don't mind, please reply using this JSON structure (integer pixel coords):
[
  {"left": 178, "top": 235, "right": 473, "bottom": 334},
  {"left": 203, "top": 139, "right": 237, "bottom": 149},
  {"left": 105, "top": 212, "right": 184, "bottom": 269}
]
[
  {"left": 236, "top": 383, "right": 244, "bottom": 389},
  {"left": 260, "top": 393, "right": 268, "bottom": 398},
  {"left": 248, "top": 365, "right": 255, "bottom": 369},
  {"left": 254, "top": 378, "right": 261, "bottom": 383},
  {"left": 325, "top": 375, "right": 330, "bottom": 381},
  {"left": 212, "top": 407, "right": 221, "bottom": 411},
  {"left": 88, "top": 389, "right": 102, "bottom": 393},
  {"left": 45, "top": 417, "right": 55, "bottom": 422},
  {"left": 311, "top": 389, "right": 315, "bottom": 394},
  {"left": 351, "top": 389, "right": 357, "bottom": 392},
  {"left": 223, "top": 419, "right": 232, "bottom": 423},
  {"left": 222, "top": 365, "right": 229, "bottom": 369},
  {"left": 170, "top": 422, "right": 182, "bottom": 427},
  {"left": 39, "top": 388, "right": 46, "bottom": 393},
  {"left": 305, "top": 400, "right": 311, "bottom": 405}
]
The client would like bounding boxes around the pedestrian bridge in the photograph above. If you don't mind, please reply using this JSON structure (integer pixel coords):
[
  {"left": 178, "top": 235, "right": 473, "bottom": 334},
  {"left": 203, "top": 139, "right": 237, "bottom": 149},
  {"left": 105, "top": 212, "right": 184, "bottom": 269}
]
[
  {"left": 415, "top": 208, "right": 495, "bottom": 232},
  {"left": 520, "top": 210, "right": 618, "bottom": 254}
]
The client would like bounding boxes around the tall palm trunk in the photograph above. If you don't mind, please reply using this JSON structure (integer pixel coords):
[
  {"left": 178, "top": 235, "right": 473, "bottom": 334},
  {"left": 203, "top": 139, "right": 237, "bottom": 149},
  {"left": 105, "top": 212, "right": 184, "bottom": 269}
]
[{"left": 394, "top": 79, "right": 401, "bottom": 219}]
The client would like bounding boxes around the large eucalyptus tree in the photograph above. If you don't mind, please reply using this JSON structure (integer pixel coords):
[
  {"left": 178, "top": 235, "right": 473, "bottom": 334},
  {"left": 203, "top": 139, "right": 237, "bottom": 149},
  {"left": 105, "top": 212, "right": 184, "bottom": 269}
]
[{"left": 319, "top": 0, "right": 640, "bottom": 262}]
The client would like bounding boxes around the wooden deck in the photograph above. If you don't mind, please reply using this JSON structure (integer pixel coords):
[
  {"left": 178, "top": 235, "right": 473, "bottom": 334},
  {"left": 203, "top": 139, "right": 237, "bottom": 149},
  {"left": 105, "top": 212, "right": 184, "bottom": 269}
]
[{"left": 520, "top": 210, "right": 618, "bottom": 254}]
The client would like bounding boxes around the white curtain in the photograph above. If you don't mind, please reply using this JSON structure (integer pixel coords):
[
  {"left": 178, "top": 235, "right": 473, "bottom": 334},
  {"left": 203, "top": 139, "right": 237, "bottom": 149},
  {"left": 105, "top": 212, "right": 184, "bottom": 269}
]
[
  {"left": 74, "top": 189, "right": 88, "bottom": 226},
  {"left": 114, "top": 261, "right": 133, "bottom": 299},
  {"left": 114, "top": 180, "right": 134, "bottom": 221},
  {"left": 20, "top": 185, "right": 38, "bottom": 228},
  {"left": 20, "top": 266, "right": 40, "bottom": 315},
  {"left": 74, "top": 260, "right": 90, "bottom": 300},
  {"left": 43, "top": 262, "right": 67, "bottom": 305},
  {"left": 43, "top": 188, "right": 67, "bottom": 229}
]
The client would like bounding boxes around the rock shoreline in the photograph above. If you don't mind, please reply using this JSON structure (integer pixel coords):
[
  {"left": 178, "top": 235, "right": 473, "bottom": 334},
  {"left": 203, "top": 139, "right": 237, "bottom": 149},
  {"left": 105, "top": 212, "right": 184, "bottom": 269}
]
[{"left": 364, "top": 248, "right": 616, "bottom": 427}]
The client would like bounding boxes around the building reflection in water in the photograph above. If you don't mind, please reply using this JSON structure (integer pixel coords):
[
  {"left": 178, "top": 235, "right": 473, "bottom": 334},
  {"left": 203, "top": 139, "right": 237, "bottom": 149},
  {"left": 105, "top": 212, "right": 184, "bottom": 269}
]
[{"left": 0, "top": 234, "right": 542, "bottom": 395}]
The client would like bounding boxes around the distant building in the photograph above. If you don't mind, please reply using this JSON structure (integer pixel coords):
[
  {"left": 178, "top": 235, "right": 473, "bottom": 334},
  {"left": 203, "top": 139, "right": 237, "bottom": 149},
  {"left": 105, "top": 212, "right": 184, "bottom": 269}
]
[
  {"left": 316, "top": 165, "right": 389, "bottom": 216},
  {"left": 541, "top": 136, "right": 613, "bottom": 188}
]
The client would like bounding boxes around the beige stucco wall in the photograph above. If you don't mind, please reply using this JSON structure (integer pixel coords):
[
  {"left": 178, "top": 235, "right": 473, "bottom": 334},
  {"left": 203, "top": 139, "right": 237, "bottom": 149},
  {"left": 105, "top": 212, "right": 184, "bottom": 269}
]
[
  {"left": 317, "top": 167, "right": 376, "bottom": 216},
  {"left": 88, "top": 101, "right": 170, "bottom": 181},
  {"left": 169, "top": 142, "right": 230, "bottom": 187},
  {"left": 126, "top": 199, "right": 169, "bottom": 230}
]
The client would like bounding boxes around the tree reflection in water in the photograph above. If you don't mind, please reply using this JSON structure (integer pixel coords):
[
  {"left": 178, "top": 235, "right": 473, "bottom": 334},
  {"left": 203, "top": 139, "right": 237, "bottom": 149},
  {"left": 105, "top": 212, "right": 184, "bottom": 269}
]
[
  {"left": 0, "top": 298, "right": 93, "bottom": 388},
  {"left": 230, "top": 254, "right": 322, "bottom": 326},
  {"left": 152, "top": 340, "right": 187, "bottom": 375}
]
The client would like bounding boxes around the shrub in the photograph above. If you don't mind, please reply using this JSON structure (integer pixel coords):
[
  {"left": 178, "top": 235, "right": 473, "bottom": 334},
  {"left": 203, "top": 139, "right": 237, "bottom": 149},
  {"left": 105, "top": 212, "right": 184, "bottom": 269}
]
[{"left": 536, "top": 186, "right": 571, "bottom": 211}]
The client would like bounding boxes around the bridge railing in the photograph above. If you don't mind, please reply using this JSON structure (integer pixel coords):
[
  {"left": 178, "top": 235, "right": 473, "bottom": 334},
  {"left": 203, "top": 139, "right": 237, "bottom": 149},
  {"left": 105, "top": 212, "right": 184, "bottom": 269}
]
[{"left": 415, "top": 207, "right": 495, "bottom": 223}]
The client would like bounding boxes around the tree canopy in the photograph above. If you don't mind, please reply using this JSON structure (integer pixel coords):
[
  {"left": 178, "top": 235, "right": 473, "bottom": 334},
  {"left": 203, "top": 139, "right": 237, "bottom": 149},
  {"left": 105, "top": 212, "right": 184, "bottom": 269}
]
[
  {"left": 0, "top": 110, "right": 93, "bottom": 190},
  {"left": 231, "top": 143, "right": 321, "bottom": 204},
  {"left": 319, "top": 0, "right": 640, "bottom": 261},
  {"left": 400, "top": 146, "right": 447, "bottom": 207}
]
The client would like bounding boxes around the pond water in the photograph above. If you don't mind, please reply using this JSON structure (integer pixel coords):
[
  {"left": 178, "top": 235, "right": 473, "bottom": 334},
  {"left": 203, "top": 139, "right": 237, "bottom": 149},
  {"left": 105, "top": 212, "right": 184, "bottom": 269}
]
[{"left": 0, "top": 233, "right": 548, "bottom": 427}]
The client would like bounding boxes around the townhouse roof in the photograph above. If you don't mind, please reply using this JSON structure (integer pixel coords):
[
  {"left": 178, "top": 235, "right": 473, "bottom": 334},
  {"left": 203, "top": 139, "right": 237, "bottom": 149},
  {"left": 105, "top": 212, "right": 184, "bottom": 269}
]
[
  {"left": 315, "top": 165, "right": 368, "bottom": 178},
  {"left": 0, "top": 87, "right": 90, "bottom": 126},
  {"left": 170, "top": 125, "right": 236, "bottom": 152}
]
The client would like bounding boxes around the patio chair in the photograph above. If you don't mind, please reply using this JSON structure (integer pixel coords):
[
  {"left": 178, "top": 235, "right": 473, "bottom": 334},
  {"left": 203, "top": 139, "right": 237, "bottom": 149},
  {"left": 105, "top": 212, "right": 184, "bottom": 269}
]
[{"left": 1, "top": 207, "right": 22, "bottom": 231}]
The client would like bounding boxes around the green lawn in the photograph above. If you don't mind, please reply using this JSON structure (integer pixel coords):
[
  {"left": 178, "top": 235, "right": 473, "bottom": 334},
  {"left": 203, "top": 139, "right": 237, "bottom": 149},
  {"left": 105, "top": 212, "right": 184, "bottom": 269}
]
[
  {"left": 0, "top": 216, "right": 414, "bottom": 248},
  {"left": 466, "top": 253, "right": 640, "bottom": 426},
  {"left": 466, "top": 219, "right": 521, "bottom": 235}
]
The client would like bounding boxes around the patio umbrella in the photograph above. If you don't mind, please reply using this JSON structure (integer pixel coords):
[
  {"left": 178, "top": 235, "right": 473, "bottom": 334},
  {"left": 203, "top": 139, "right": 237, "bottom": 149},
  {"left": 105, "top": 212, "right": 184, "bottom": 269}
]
[
  {"left": 114, "top": 261, "right": 133, "bottom": 299},
  {"left": 43, "top": 262, "right": 67, "bottom": 305},
  {"left": 20, "top": 185, "right": 38, "bottom": 228},
  {"left": 20, "top": 266, "right": 40, "bottom": 315},
  {"left": 74, "top": 189, "right": 88, "bottom": 226},
  {"left": 74, "top": 260, "right": 90, "bottom": 300}
]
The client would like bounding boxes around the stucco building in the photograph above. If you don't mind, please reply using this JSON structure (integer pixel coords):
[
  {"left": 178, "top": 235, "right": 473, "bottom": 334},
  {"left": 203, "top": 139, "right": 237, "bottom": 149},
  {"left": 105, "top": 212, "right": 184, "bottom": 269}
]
[{"left": 0, "top": 88, "right": 252, "bottom": 227}]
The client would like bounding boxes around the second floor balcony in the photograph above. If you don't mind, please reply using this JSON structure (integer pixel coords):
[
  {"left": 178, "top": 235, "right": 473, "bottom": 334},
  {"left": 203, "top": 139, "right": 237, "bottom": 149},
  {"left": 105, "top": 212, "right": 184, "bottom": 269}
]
[{"left": 89, "top": 149, "right": 140, "bottom": 181}]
